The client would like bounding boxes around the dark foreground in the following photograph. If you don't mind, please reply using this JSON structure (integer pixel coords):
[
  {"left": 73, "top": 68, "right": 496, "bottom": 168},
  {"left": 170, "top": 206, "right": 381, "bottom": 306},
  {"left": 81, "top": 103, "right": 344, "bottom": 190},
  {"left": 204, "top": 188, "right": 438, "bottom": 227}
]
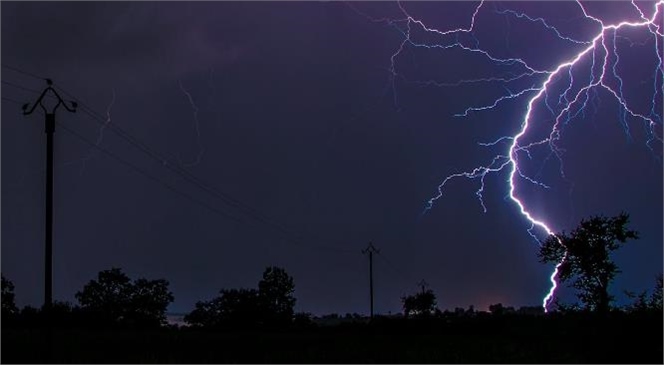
[{"left": 3, "top": 312, "right": 662, "bottom": 363}]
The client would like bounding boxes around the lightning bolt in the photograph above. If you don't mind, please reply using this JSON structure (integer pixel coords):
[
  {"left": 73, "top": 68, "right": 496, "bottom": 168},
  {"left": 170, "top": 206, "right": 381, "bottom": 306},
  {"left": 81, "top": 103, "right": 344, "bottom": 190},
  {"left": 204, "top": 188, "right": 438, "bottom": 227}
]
[
  {"left": 354, "top": 0, "right": 663, "bottom": 312},
  {"left": 178, "top": 80, "right": 204, "bottom": 167}
]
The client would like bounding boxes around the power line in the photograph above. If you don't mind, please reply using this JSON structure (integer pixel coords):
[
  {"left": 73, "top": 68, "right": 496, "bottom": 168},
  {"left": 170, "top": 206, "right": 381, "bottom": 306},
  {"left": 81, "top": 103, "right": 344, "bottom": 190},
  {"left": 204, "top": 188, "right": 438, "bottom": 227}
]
[
  {"left": 2, "top": 96, "right": 24, "bottom": 105},
  {"left": 53, "top": 86, "right": 356, "bottom": 254},
  {"left": 57, "top": 121, "right": 358, "bottom": 254},
  {"left": 5, "top": 65, "right": 433, "bottom": 305},
  {"left": 2, "top": 66, "right": 356, "bottom": 254},
  {"left": 2, "top": 63, "right": 47, "bottom": 80},
  {"left": 6, "top": 67, "right": 433, "bottom": 308},
  {"left": 375, "top": 250, "right": 418, "bottom": 286},
  {"left": 3, "top": 80, "right": 57, "bottom": 98},
  {"left": 56, "top": 122, "right": 246, "bottom": 225},
  {"left": 4, "top": 67, "right": 256, "bottom": 222}
]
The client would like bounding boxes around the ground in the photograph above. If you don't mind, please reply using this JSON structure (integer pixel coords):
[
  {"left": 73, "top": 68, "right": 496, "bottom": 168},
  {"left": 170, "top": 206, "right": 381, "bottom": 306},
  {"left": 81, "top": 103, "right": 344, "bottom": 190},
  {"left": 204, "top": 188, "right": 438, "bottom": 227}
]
[{"left": 2, "top": 312, "right": 662, "bottom": 363}]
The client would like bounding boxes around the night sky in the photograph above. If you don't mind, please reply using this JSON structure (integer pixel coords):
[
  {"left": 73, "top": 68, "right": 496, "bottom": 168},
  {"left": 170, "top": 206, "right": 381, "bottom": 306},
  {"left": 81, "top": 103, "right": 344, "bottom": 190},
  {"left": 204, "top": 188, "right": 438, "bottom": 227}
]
[{"left": 2, "top": 1, "right": 662, "bottom": 316}]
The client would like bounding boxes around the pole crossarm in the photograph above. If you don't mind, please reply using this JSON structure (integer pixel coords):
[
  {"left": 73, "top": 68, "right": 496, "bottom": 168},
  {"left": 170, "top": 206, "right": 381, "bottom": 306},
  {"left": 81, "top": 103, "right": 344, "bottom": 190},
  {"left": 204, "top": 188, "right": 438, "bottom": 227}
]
[
  {"left": 362, "top": 242, "right": 380, "bottom": 255},
  {"left": 22, "top": 79, "right": 77, "bottom": 116}
]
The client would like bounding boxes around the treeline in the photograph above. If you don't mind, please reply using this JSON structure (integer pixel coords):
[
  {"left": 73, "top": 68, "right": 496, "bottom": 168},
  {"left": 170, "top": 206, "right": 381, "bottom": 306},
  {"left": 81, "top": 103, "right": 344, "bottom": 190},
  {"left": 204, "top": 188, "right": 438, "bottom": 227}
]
[
  {"left": 2, "top": 268, "right": 173, "bottom": 329},
  {"left": 2, "top": 267, "right": 662, "bottom": 331},
  {"left": 1, "top": 266, "right": 306, "bottom": 330},
  {"left": 183, "top": 266, "right": 301, "bottom": 329},
  {"left": 2, "top": 213, "right": 662, "bottom": 330}
]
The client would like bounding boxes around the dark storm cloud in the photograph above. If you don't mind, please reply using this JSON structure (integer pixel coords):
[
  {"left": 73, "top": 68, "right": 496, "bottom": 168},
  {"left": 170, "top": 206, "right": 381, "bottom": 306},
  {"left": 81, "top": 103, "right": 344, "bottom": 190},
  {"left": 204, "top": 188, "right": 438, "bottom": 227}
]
[
  {"left": 2, "top": 1, "right": 661, "bottom": 316},
  {"left": 2, "top": 2, "right": 247, "bottom": 90}
]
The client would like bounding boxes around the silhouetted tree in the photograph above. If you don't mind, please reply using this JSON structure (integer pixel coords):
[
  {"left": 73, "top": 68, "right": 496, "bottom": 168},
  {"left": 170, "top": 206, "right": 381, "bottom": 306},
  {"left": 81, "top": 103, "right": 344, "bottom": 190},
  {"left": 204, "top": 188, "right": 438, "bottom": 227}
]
[
  {"left": 538, "top": 213, "right": 638, "bottom": 313},
  {"left": 1, "top": 275, "right": 18, "bottom": 317},
  {"left": 626, "top": 274, "right": 664, "bottom": 313},
  {"left": 488, "top": 303, "right": 504, "bottom": 315},
  {"left": 258, "top": 266, "right": 296, "bottom": 325},
  {"left": 624, "top": 290, "right": 650, "bottom": 312},
  {"left": 76, "top": 268, "right": 132, "bottom": 323},
  {"left": 49, "top": 301, "right": 80, "bottom": 327},
  {"left": 185, "top": 266, "right": 296, "bottom": 328},
  {"left": 219, "top": 288, "right": 262, "bottom": 325},
  {"left": 184, "top": 297, "right": 223, "bottom": 328},
  {"left": 126, "top": 278, "right": 174, "bottom": 327},
  {"left": 18, "top": 306, "right": 40, "bottom": 327},
  {"left": 650, "top": 274, "right": 663, "bottom": 310},
  {"left": 75, "top": 268, "right": 173, "bottom": 327},
  {"left": 293, "top": 312, "right": 314, "bottom": 328},
  {"left": 185, "top": 289, "right": 262, "bottom": 328},
  {"left": 551, "top": 299, "right": 581, "bottom": 313},
  {"left": 516, "top": 306, "right": 545, "bottom": 316},
  {"left": 401, "top": 289, "right": 437, "bottom": 318}
]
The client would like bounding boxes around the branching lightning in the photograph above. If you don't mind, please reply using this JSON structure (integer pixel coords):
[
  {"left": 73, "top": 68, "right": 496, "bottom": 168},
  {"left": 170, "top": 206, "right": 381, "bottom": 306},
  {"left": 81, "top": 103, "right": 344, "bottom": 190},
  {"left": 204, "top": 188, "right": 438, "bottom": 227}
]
[
  {"left": 353, "top": 0, "right": 663, "bottom": 311},
  {"left": 73, "top": 88, "right": 116, "bottom": 175}
]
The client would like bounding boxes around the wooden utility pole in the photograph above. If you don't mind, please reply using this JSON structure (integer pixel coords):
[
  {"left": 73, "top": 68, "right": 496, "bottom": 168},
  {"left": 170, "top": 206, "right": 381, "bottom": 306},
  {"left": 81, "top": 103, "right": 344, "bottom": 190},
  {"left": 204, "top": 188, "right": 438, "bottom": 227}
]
[
  {"left": 362, "top": 242, "right": 379, "bottom": 318},
  {"left": 22, "top": 79, "right": 77, "bottom": 314}
]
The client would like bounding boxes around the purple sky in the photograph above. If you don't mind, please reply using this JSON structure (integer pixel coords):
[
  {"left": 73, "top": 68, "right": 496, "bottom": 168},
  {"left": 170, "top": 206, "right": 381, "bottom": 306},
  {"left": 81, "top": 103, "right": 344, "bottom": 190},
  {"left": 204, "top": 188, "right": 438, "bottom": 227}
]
[{"left": 2, "top": 1, "right": 662, "bottom": 315}]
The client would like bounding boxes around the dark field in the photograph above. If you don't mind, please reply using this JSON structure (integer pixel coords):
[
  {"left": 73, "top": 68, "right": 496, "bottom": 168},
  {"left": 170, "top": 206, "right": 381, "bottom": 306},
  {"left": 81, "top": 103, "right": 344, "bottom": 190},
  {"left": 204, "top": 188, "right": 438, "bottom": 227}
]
[{"left": 2, "top": 312, "right": 662, "bottom": 363}]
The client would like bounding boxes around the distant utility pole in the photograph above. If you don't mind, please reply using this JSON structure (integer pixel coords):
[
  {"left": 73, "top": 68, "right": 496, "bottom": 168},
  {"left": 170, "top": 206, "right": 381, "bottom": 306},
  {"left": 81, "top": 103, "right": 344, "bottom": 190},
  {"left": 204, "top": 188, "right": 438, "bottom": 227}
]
[
  {"left": 22, "top": 79, "right": 77, "bottom": 313},
  {"left": 418, "top": 279, "right": 429, "bottom": 294},
  {"left": 362, "top": 242, "right": 380, "bottom": 319}
]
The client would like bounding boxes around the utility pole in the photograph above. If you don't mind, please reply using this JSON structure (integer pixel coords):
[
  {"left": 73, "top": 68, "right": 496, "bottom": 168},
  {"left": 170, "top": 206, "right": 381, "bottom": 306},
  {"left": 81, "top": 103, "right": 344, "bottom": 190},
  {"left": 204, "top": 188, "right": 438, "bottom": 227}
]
[
  {"left": 418, "top": 279, "right": 429, "bottom": 294},
  {"left": 22, "top": 79, "right": 77, "bottom": 314},
  {"left": 362, "top": 242, "right": 379, "bottom": 319}
]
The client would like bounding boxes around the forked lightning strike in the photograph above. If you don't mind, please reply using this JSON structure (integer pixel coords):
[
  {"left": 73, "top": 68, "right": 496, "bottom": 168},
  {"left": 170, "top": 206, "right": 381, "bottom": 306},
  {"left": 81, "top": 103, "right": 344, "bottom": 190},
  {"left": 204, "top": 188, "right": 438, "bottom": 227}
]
[{"left": 354, "top": 0, "right": 663, "bottom": 311}]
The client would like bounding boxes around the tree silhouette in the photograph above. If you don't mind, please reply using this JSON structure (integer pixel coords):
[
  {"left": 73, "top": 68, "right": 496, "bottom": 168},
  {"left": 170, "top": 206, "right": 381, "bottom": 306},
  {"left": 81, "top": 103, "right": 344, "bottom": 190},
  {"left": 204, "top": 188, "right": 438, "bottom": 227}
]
[
  {"left": 75, "top": 268, "right": 173, "bottom": 327},
  {"left": 538, "top": 213, "right": 638, "bottom": 313},
  {"left": 630, "top": 274, "right": 664, "bottom": 312},
  {"left": 1, "top": 275, "right": 18, "bottom": 317},
  {"left": 488, "top": 303, "right": 505, "bottom": 315},
  {"left": 76, "top": 268, "right": 132, "bottom": 323},
  {"left": 185, "top": 266, "right": 296, "bottom": 328},
  {"left": 401, "top": 289, "right": 437, "bottom": 318},
  {"left": 184, "top": 297, "right": 222, "bottom": 328},
  {"left": 649, "top": 274, "right": 663, "bottom": 310},
  {"left": 186, "top": 289, "right": 264, "bottom": 328},
  {"left": 258, "top": 266, "right": 296, "bottom": 325},
  {"left": 126, "top": 278, "right": 174, "bottom": 326}
]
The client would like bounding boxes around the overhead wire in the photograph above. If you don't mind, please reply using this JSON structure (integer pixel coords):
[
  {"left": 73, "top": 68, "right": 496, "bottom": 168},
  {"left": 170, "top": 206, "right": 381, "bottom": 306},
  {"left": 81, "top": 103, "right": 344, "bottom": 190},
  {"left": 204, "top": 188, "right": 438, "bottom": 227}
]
[
  {"left": 2, "top": 63, "right": 46, "bottom": 81},
  {"left": 2, "top": 79, "right": 55, "bottom": 98},
  {"left": 56, "top": 121, "right": 248, "bottom": 225},
  {"left": 2, "top": 96, "right": 24, "bottom": 105},
  {"left": 4, "top": 64, "right": 431, "bottom": 299},
  {"left": 3, "top": 64, "right": 356, "bottom": 254},
  {"left": 375, "top": 250, "right": 421, "bottom": 289},
  {"left": 57, "top": 89, "right": 357, "bottom": 254}
]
